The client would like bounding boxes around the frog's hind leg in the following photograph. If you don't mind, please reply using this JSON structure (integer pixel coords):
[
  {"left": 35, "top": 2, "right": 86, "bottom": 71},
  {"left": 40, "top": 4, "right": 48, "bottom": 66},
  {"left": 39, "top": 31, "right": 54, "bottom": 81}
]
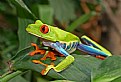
[
  {"left": 81, "top": 35, "right": 112, "bottom": 56},
  {"left": 34, "top": 55, "right": 74, "bottom": 75},
  {"left": 77, "top": 43, "right": 108, "bottom": 59}
]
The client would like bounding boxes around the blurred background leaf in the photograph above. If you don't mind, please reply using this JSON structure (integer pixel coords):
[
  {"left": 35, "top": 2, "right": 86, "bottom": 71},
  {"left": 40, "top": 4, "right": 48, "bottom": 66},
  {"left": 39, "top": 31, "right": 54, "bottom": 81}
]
[
  {"left": 0, "top": 0, "right": 121, "bottom": 82},
  {"left": 8, "top": 0, "right": 36, "bottom": 19},
  {"left": 37, "top": 5, "right": 54, "bottom": 24},
  {"left": 48, "top": 0, "right": 76, "bottom": 25},
  {"left": 66, "top": 12, "right": 96, "bottom": 32}
]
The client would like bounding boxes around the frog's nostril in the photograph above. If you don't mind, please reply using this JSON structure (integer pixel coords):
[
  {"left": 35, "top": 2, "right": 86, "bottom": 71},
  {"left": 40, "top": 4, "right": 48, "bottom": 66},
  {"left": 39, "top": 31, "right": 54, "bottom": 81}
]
[{"left": 29, "top": 26, "right": 32, "bottom": 28}]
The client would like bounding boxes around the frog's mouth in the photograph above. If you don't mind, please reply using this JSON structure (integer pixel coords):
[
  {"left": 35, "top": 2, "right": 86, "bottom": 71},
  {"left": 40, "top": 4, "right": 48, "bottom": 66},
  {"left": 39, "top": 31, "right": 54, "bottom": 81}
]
[
  {"left": 28, "top": 32, "right": 41, "bottom": 37},
  {"left": 28, "top": 32, "right": 56, "bottom": 42}
]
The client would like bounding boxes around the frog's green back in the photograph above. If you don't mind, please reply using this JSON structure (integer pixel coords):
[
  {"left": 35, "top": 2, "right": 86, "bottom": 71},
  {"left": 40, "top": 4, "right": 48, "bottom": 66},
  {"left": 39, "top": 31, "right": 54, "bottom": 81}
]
[{"left": 49, "top": 26, "right": 80, "bottom": 42}]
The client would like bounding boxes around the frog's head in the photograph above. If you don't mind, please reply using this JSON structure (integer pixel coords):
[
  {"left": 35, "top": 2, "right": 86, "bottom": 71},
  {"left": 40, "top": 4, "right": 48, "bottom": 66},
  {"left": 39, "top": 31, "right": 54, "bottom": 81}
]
[{"left": 26, "top": 20, "right": 56, "bottom": 41}]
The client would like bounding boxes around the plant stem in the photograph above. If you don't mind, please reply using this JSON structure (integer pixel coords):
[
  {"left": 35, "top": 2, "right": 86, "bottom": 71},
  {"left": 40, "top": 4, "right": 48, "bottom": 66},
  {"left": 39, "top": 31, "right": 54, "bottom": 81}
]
[{"left": 0, "top": 71, "right": 22, "bottom": 82}]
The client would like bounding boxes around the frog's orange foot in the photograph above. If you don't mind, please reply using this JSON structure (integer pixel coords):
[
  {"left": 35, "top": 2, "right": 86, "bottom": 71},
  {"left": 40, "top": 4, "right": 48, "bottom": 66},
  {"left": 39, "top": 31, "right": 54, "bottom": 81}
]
[
  {"left": 41, "top": 51, "right": 56, "bottom": 61},
  {"left": 41, "top": 68, "right": 46, "bottom": 75},
  {"left": 32, "top": 60, "right": 48, "bottom": 66},
  {"left": 41, "top": 63, "right": 55, "bottom": 75},
  {"left": 32, "top": 60, "right": 55, "bottom": 75},
  {"left": 29, "top": 43, "right": 46, "bottom": 56},
  {"left": 32, "top": 59, "right": 47, "bottom": 75},
  {"left": 58, "top": 53, "right": 64, "bottom": 57},
  {"left": 31, "top": 43, "right": 39, "bottom": 50},
  {"left": 29, "top": 50, "right": 46, "bottom": 56},
  {"left": 95, "top": 55, "right": 105, "bottom": 60},
  {"left": 40, "top": 57, "right": 47, "bottom": 60}
]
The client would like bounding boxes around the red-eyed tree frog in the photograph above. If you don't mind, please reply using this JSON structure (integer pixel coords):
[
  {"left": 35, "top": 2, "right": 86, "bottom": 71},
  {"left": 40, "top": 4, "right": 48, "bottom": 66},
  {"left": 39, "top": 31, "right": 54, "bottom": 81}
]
[{"left": 26, "top": 20, "right": 112, "bottom": 75}]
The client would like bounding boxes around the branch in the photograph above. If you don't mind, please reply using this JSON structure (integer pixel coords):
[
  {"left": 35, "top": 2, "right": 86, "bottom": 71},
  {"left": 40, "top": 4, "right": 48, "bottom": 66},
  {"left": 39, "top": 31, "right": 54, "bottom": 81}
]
[{"left": 103, "top": 0, "right": 121, "bottom": 37}]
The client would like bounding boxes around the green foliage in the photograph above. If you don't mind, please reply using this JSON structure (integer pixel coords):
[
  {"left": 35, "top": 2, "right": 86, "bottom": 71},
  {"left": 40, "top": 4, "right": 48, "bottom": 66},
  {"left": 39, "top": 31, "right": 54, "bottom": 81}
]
[
  {"left": 18, "top": 18, "right": 36, "bottom": 50},
  {"left": 4, "top": 47, "right": 121, "bottom": 82},
  {"left": 37, "top": 5, "right": 54, "bottom": 24},
  {"left": 0, "top": 0, "right": 121, "bottom": 82},
  {"left": 66, "top": 12, "right": 96, "bottom": 32},
  {"left": 9, "top": 0, "right": 36, "bottom": 19},
  {"left": 11, "top": 46, "right": 101, "bottom": 82},
  {"left": 92, "top": 56, "right": 121, "bottom": 82},
  {"left": 0, "top": 28, "right": 18, "bottom": 75},
  {"left": 48, "top": 0, "right": 76, "bottom": 24}
]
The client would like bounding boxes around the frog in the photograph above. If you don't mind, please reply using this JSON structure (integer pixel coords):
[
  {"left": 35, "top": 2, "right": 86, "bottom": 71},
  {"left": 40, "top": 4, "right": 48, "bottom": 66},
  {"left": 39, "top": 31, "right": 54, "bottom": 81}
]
[{"left": 26, "top": 20, "right": 112, "bottom": 75}]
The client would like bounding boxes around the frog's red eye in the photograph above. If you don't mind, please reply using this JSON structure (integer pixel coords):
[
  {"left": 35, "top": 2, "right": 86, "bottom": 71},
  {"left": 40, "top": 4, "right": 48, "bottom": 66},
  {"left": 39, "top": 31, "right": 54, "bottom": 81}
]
[{"left": 40, "top": 24, "right": 49, "bottom": 34}]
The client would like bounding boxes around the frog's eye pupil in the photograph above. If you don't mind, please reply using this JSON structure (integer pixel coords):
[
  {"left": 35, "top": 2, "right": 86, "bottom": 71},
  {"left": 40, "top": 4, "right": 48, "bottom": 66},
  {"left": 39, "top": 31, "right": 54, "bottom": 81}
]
[
  {"left": 42, "top": 27, "right": 45, "bottom": 31},
  {"left": 40, "top": 24, "right": 49, "bottom": 34}
]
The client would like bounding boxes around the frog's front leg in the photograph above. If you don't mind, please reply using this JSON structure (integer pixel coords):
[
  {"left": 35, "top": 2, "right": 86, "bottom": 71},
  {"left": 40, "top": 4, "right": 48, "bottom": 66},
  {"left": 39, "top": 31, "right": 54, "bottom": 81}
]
[
  {"left": 30, "top": 43, "right": 57, "bottom": 60},
  {"left": 33, "top": 42, "right": 74, "bottom": 75},
  {"left": 29, "top": 43, "right": 46, "bottom": 56}
]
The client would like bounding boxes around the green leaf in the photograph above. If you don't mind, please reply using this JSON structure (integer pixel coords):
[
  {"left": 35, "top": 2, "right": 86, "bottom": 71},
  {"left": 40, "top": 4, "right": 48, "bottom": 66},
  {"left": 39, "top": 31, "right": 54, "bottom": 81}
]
[
  {"left": 18, "top": 18, "right": 37, "bottom": 50},
  {"left": 111, "top": 77, "right": 121, "bottom": 82},
  {"left": 50, "top": 80, "right": 75, "bottom": 82},
  {"left": 92, "top": 56, "right": 121, "bottom": 82},
  {"left": 38, "top": 5, "right": 54, "bottom": 24},
  {"left": 9, "top": 0, "right": 36, "bottom": 19},
  {"left": 66, "top": 12, "right": 96, "bottom": 32},
  {"left": 0, "top": 71, "right": 22, "bottom": 82},
  {"left": 9, "top": 75, "right": 28, "bottom": 82},
  {"left": 9, "top": 46, "right": 32, "bottom": 61},
  {"left": 48, "top": 0, "right": 76, "bottom": 24},
  {"left": 12, "top": 47, "right": 102, "bottom": 82},
  {"left": 9, "top": 0, "right": 38, "bottom": 50}
]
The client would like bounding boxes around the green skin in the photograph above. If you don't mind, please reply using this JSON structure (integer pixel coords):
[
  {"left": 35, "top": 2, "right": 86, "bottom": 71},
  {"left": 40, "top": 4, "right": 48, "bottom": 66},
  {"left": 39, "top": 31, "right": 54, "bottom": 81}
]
[
  {"left": 26, "top": 20, "right": 80, "bottom": 42},
  {"left": 26, "top": 20, "right": 112, "bottom": 75}
]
